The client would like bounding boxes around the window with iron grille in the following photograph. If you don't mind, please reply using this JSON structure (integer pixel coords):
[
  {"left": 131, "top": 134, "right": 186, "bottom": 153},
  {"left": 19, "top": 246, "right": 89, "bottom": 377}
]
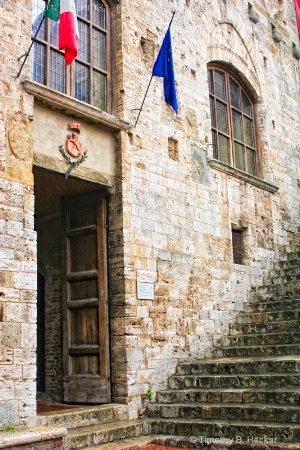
[
  {"left": 232, "top": 229, "right": 244, "bottom": 264},
  {"left": 208, "top": 65, "right": 258, "bottom": 176},
  {"left": 31, "top": 0, "right": 112, "bottom": 112}
]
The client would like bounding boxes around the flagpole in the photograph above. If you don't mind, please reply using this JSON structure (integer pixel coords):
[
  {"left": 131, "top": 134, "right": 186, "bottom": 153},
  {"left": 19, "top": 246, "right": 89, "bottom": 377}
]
[
  {"left": 168, "top": 10, "right": 176, "bottom": 28},
  {"left": 134, "top": 11, "right": 176, "bottom": 128},
  {"left": 133, "top": 75, "right": 153, "bottom": 127},
  {"left": 16, "top": 12, "right": 46, "bottom": 78}
]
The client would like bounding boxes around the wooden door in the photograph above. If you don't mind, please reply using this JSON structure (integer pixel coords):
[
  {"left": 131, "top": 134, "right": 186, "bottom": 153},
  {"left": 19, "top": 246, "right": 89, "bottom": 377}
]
[{"left": 62, "top": 193, "right": 110, "bottom": 403}]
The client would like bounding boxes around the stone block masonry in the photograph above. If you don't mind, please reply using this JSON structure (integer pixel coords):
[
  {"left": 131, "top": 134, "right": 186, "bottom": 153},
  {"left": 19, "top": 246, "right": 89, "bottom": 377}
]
[
  {"left": 113, "top": 0, "right": 300, "bottom": 419},
  {"left": 0, "top": 0, "right": 37, "bottom": 427},
  {"left": 36, "top": 214, "right": 63, "bottom": 401},
  {"left": 0, "top": 179, "right": 36, "bottom": 426},
  {"left": 1, "top": 0, "right": 300, "bottom": 431}
]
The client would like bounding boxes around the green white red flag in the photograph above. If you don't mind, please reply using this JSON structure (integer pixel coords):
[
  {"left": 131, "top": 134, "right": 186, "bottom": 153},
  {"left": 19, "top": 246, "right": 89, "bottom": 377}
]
[
  {"left": 45, "top": 0, "right": 79, "bottom": 65},
  {"left": 295, "top": 0, "right": 300, "bottom": 35}
]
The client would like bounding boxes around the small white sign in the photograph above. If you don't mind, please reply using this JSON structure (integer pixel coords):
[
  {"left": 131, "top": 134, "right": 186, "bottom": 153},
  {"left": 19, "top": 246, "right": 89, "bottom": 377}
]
[{"left": 137, "top": 281, "right": 154, "bottom": 300}]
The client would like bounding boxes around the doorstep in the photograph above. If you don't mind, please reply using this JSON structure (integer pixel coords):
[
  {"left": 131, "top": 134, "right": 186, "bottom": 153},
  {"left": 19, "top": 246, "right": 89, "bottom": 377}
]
[{"left": 0, "top": 426, "right": 67, "bottom": 449}]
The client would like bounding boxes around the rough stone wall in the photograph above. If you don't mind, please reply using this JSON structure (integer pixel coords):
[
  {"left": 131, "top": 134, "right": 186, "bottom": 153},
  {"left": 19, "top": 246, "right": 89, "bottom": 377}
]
[
  {"left": 36, "top": 214, "right": 63, "bottom": 402},
  {"left": 115, "top": 0, "right": 300, "bottom": 418},
  {"left": 0, "top": 0, "right": 300, "bottom": 429},
  {"left": 0, "top": 0, "right": 36, "bottom": 426},
  {"left": 108, "top": 131, "right": 129, "bottom": 405}
]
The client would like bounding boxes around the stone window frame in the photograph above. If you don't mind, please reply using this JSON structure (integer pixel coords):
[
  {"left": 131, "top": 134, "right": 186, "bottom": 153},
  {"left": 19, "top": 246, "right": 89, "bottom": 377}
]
[
  {"left": 31, "top": 0, "right": 115, "bottom": 114},
  {"left": 208, "top": 63, "right": 259, "bottom": 177},
  {"left": 232, "top": 228, "right": 244, "bottom": 264}
]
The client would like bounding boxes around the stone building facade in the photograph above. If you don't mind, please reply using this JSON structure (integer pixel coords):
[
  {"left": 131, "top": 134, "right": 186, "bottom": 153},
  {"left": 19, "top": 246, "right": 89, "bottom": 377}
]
[{"left": 0, "top": 0, "right": 300, "bottom": 428}]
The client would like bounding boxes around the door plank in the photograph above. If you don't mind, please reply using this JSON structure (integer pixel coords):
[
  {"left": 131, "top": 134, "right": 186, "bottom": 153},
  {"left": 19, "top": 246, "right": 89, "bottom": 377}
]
[{"left": 62, "top": 192, "right": 110, "bottom": 404}]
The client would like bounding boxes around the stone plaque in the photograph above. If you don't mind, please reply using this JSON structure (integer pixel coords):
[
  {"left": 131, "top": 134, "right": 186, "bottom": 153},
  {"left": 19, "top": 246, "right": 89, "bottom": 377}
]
[{"left": 137, "top": 281, "right": 154, "bottom": 300}]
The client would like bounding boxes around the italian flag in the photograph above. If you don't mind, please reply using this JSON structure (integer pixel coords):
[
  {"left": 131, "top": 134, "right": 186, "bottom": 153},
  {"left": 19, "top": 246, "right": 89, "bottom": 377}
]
[
  {"left": 296, "top": 0, "right": 300, "bottom": 35},
  {"left": 45, "top": 0, "right": 79, "bottom": 65}
]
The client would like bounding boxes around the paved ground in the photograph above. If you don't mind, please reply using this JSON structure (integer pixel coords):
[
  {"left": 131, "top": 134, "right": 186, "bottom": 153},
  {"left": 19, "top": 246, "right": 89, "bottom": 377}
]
[{"left": 37, "top": 398, "right": 80, "bottom": 413}]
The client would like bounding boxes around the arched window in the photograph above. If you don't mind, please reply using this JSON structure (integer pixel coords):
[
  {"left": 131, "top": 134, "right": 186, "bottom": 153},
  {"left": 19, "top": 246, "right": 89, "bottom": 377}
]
[
  {"left": 208, "top": 65, "right": 258, "bottom": 176},
  {"left": 31, "top": 0, "right": 112, "bottom": 112}
]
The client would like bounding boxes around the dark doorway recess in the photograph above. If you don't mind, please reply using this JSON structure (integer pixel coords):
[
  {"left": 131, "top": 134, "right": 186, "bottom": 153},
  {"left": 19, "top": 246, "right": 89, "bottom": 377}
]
[{"left": 34, "top": 167, "right": 111, "bottom": 404}]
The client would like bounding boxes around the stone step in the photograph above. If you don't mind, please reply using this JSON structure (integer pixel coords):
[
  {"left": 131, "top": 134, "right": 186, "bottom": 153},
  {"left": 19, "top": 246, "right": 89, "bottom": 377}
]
[
  {"left": 273, "top": 262, "right": 294, "bottom": 270},
  {"left": 248, "top": 292, "right": 295, "bottom": 302},
  {"left": 149, "top": 417, "right": 300, "bottom": 443},
  {"left": 284, "top": 243, "right": 300, "bottom": 252},
  {"left": 152, "top": 435, "right": 300, "bottom": 449},
  {"left": 76, "top": 435, "right": 158, "bottom": 450},
  {"left": 244, "top": 299, "right": 300, "bottom": 313},
  {"left": 71, "top": 435, "right": 300, "bottom": 449},
  {"left": 275, "top": 255, "right": 300, "bottom": 266},
  {"left": 168, "top": 373, "right": 300, "bottom": 390},
  {"left": 36, "top": 404, "right": 128, "bottom": 428},
  {"left": 275, "top": 274, "right": 300, "bottom": 283},
  {"left": 231, "top": 320, "right": 300, "bottom": 335},
  {"left": 156, "top": 387, "right": 300, "bottom": 405},
  {"left": 266, "top": 277, "right": 300, "bottom": 288},
  {"left": 270, "top": 266, "right": 300, "bottom": 277},
  {"left": 273, "top": 277, "right": 300, "bottom": 288},
  {"left": 66, "top": 419, "right": 150, "bottom": 449},
  {"left": 217, "top": 343, "right": 300, "bottom": 358},
  {"left": 237, "top": 309, "right": 300, "bottom": 324},
  {"left": 0, "top": 426, "right": 67, "bottom": 450},
  {"left": 249, "top": 290, "right": 300, "bottom": 302},
  {"left": 146, "top": 403, "right": 300, "bottom": 423},
  {"left": 226, "top": 331, "right": 300, "bottom": 347},
  {"left": 289, "top": 238, "right": 300, "bottom": 246},
  {"left": 146, "top": 402, "right": 300, "bottom": 424},
  {"left": 175, "top": 356, "right": 300, "bottom": 375}
]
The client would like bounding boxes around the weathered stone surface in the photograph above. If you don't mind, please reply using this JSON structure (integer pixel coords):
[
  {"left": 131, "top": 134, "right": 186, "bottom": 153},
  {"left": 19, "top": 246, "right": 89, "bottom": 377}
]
[
  {"left": 0, "top": 400, "right": 18, "bottom": 426},
  {"left": 1, "top": 0, "right": 300, "bottom": 431},
  {"left": 146, "top": 242, "right": 300, "bottom": 446}
]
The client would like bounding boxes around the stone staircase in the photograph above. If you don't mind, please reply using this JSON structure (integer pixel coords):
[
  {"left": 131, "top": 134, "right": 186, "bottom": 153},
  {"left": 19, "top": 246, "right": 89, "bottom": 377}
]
[
  {"left": 5, "top": 237, "right": 300, "bottom": 450},
  {"left": 144, "top": 239, "right": 300, "bottom": 448},
  {"left": 34, "top": 404, "right": 155, "bottom": 449}
]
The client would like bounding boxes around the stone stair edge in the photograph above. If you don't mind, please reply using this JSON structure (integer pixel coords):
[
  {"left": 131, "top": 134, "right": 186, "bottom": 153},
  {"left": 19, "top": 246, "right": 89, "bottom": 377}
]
[
  {"left": 149, "top": 416, "right": 300, "bottom": 440},
  {"left": 67, "top": 419, "right": 145, "bottom": 435},
  {"left": 226, "top": 333, "right": 300, "bottom": 344},
  {"left": 78, "top": 434, "right": 300, "bottom": 449},
  {"left": 152, "top": 434, "right": 300, "bottom": 449},
  {"left": 66, "top": 419, "right": 152, "bottom": 450},
  {"left": 218, "top": 346, "right": 300, "bottom": 357},
  {"left": 157, "top": 386, "right": 300, "bottom": 393},
  {"left": 148, "top": 417, "right": 300, "bottom": 427},
  {"left": 218, "top": 344, "right": 300, "bottom": 352},
  {"left": 147, "top": 401, "right": 300, "bottom": 409},
  {"left": 244, "top": 300, "right": 300, "bottom": 308},
  {"left": 176, "top": 355, "right": 300, "bottom": 364},
  {"left": 36, "top": 403, "right": 129, "bottom": 429},
  {"left": 37, "top": 403, "right": 128, "bottom": 418},
  {"left": 229, "top": 323, "right": 300, "bottom": 333},
  {"left": 170, "top": 372, "right": 300, "bottom": 378},
  {"left": 238, "top": 309, "right": 300, "bottom": 317},
  {"left": 0, "top": 426, "right": 67, "bottom": 449},
  {"left": 78, "top": 434, "right": 159, "bottom": 450}
]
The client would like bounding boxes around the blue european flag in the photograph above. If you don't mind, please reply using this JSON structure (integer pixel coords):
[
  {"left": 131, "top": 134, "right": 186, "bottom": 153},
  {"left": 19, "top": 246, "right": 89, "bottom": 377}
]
[{"left": 152, "top": 28, "right": 178, "bottom": 114}]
